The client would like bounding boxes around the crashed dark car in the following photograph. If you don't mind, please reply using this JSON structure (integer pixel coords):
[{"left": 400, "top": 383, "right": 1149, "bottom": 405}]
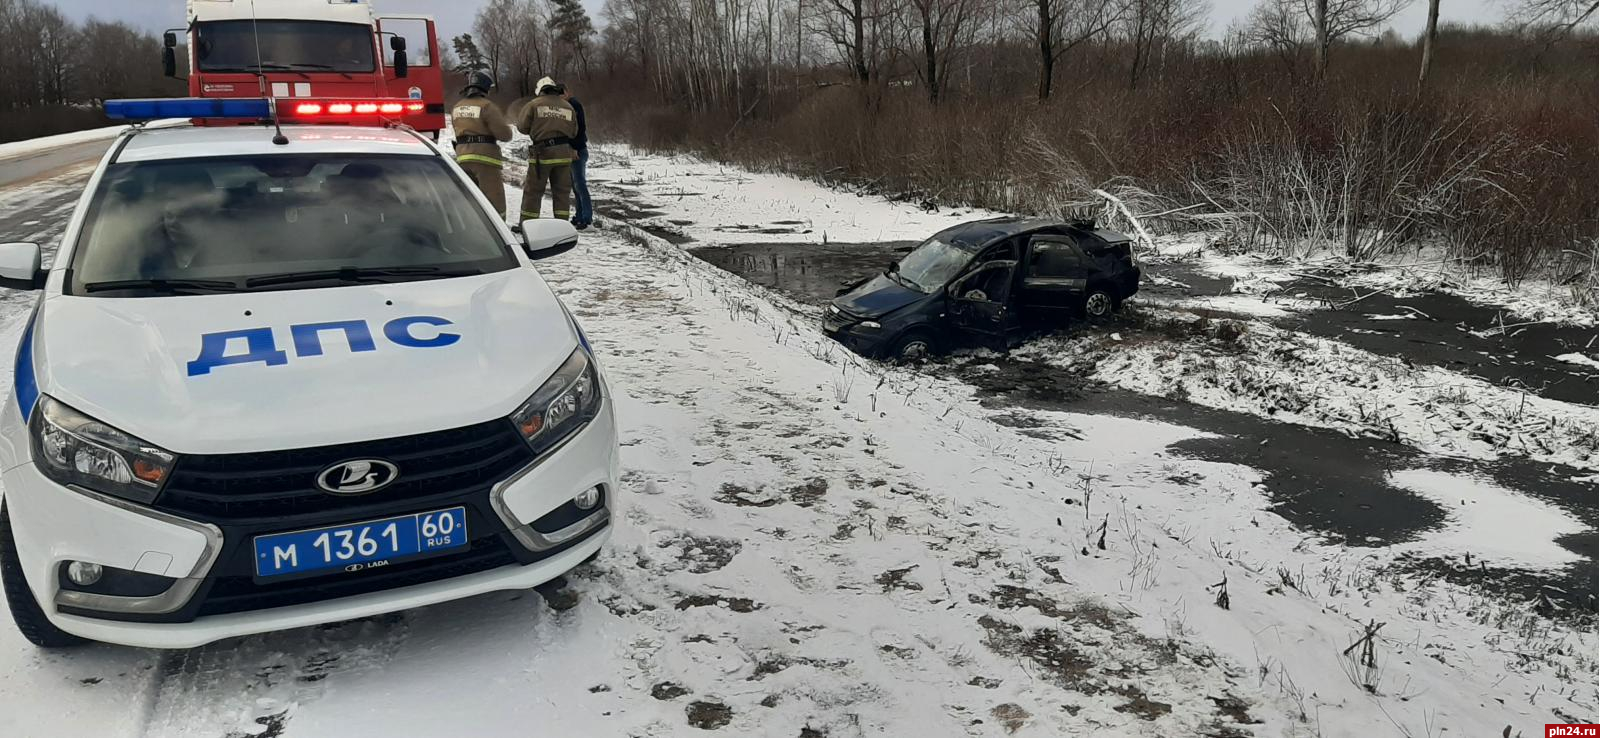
[{"left": 824, "top": 217, "right": 1141, "bottom": 361}]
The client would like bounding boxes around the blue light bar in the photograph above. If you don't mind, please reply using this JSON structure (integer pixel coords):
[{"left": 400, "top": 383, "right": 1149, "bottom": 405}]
[{"left": 105, "top": 98, "right": 273, "bottom": 121}]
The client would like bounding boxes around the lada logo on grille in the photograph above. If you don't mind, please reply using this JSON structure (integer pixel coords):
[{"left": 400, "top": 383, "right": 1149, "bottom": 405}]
[{"left": 316, "top": 459, "right": 399, "bottom": 495}]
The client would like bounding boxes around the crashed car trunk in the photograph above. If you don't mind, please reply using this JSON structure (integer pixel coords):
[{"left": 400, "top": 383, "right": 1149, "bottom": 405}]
[{"left": 824, "top": 217, "right": 1141, "bottom": 362}]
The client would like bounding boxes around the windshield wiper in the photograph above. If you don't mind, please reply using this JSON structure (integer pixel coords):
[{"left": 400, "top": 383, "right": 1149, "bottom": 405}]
[
  {"left": 254, "top": 62, "right": 311, "bottom": 79},
  {"left": 883, "top": 263, "right": 913, "bottom": 289},
  {"left": 275, "top": 62, "right": 355, "bottom": 79},
  {"left": 83, "top": 278, "right": 243, "bottom": 295},
  {"left": 244, "top": 266, "right": 472, "bottom": 289}
]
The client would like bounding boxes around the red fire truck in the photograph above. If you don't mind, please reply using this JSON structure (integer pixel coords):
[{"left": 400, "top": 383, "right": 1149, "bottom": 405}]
[{"left": 163, "top": 0, "right": 446, "bottom": 139}]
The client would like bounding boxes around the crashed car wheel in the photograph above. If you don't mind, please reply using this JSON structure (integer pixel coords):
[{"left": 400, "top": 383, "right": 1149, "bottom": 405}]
[
  {"left": 887, "top": 331, "right": 936, "bottom": 363},
  {"left": 1083, "top": 289, "right": 1117, "bottom": 321},
  {"left": 1, "top": 505, "right": 84, "bottom": 649}
]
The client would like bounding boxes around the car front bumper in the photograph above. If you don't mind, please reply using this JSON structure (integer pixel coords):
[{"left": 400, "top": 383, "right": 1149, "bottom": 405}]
[
  {"left": 1, "top": 402, "right": 620, "bottom": 649},
  {"left": 822, "top": 315, "right": 888, "bottom": 358}
]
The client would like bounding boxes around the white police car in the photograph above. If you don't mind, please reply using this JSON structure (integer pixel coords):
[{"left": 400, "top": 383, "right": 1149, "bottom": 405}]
[{"left": 0, "top": 98, "right": 619, "bottom": 648}]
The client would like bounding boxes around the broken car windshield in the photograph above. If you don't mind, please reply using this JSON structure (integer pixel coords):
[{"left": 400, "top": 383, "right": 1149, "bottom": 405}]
[{"left": 893, "top": 238, "right": 972, "bottom": 293}]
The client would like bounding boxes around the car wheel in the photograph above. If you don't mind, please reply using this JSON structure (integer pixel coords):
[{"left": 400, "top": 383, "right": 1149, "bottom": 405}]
[
  {"left": 886, "top": 330, "right": 936, "bottom": 363},
  {"left": 0, "top": 505, "right": 84, "bottom": 649},
  {"left": 1083, "top": 288, "right": 1117, "bottom": 322}
]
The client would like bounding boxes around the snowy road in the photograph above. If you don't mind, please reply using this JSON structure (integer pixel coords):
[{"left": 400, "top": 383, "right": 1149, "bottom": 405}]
[
  {"left": 0, "top": 138, "right": 1592, "bottom": 737},
  {"left": 0, "top": 140, "right": 109, "bottom": 191}
]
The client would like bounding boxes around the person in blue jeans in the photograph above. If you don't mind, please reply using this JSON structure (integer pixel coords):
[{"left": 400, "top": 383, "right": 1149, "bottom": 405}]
[{"left": 559, "top": 85, "right": 592, "bottom": 230}]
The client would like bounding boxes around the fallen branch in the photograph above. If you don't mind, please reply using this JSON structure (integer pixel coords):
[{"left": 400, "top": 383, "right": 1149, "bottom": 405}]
[{"left": 1093, "top": 187, "right": 1158, "bottom": 256}]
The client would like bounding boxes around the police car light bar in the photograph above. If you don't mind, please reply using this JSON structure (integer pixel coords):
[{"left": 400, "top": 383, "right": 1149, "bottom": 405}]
[
  {"left": 105, "top": 98, "right": 274, "bottom": 121},
  {"left": 281, "top": 99, "right": 425, "bottom": 119}
]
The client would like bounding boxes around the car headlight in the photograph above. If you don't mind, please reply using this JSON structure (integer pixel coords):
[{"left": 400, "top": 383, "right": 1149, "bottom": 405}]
[
  {"left": 30, "top": 396, "right": 175, "bottom": 504},
  {"left": 509, "top": 348, "right": 603, "bottom": 457},
  {"left": 860, "top": 321, "right": 882, "bottom": 329}
]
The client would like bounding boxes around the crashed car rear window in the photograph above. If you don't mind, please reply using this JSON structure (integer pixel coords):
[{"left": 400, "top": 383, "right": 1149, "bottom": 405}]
[{"left": 67, "top": 155, "right": 516, "bottom": 295}]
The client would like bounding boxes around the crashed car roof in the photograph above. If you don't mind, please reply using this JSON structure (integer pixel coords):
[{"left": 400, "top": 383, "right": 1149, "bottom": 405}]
[
  {"left": 938, "top": 217, "right": 1129, "bottom": 249},
  {"left": 939, "top": 217, "right": 1058, "bottom": 248}
]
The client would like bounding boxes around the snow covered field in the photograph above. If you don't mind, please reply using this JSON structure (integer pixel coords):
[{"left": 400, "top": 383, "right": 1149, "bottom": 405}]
[{"left": 0, "top": 135, "right": 1590, "bottom": 736}]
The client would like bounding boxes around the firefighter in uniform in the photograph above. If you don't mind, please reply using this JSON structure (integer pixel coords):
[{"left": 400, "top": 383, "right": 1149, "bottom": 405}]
[
  {"left": 516, "top": 76, "right": 579, "bottom": 222},
  {"left": 450, "top": 71, "right": 512, "bottom": 218}
]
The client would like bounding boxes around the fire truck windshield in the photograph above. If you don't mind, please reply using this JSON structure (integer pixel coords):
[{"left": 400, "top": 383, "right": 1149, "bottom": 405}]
[{"left": 196, "top": 20, "right": 376, "bottom": 74}]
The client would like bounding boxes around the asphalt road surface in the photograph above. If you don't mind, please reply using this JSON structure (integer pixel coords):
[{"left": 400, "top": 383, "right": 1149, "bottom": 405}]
[{"left": 0, "top": 139, "right": 111, "bottom": 191}]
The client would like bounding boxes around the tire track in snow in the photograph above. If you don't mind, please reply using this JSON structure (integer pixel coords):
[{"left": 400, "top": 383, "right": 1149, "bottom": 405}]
[{"left": 138, "top": 614, "right": 413, "bottom": 737}]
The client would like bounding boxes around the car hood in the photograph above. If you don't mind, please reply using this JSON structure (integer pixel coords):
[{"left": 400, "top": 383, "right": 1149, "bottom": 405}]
[
  {"left": 832, "top": 273, "right": 929, "bottom": 318},
  {"left": 33, "top": 269, "right": 577, "bottom": 454}
]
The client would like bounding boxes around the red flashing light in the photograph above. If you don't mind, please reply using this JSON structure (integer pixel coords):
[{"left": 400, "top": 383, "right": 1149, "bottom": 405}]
[{"left": 276, "top": 98, "right": 424, "bottom": 124}]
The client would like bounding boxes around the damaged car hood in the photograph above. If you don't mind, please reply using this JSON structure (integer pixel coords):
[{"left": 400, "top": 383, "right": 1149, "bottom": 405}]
[{"left": 833, "top": 273, "right": 929, "bottom": 318}]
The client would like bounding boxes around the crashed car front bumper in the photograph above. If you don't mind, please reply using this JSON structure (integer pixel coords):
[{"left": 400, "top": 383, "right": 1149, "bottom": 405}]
[{"left": 822, "top": 313, "right": 888, "bottom": 358}]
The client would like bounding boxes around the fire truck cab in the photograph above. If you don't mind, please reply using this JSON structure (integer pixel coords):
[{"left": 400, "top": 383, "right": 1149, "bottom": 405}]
[{"left": 164, "top": 0, "right": 446, "bottom": 139}]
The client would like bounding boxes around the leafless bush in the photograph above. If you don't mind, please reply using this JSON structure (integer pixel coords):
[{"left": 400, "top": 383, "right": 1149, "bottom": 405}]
[{"left": 584, "top": 19, "right": 1595, "bottom": 288}]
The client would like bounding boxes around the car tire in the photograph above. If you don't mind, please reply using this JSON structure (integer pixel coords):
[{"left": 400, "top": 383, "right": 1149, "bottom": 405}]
[
  {"left": 886, "top": 330, "right": 937, "bottom": 363},
  {"left": 1082, "top": 287, "right": 1118, "bottom": 322},
  {"left": 0, "top": 504, "right": 84, "bottom": 649}
]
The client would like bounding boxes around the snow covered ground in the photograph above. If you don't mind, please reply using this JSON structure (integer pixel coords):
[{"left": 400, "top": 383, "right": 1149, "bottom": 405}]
[
  {"left": 0, "top": 134, "right": 1590, "bottom": 737},
  {"left": 1013, "top": 308, "right": 1597, "bottom": 471}
]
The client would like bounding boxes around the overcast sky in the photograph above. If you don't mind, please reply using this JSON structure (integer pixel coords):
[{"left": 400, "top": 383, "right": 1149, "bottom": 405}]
[{"left": 49, "top": 0, "right": 1508, "bottom": 46}]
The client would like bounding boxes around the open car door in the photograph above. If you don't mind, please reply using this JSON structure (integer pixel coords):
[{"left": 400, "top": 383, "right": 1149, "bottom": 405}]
[
  {"left": 1017, "top": 234, "right": 1089, "bottom": 319},
  {"left": 948, "top": 260, "right": 1023, "bottom": 351},
  {"left": 377, "top": 15, "right": 446, "bottom": 138}
]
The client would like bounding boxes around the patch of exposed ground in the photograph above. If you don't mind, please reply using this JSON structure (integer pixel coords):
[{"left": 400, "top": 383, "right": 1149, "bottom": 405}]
[
  {"left": 656, "top": 533, "right": 743, "bottom": 574},
  {"left": 675, "top": 593, "right": 762, "bottom": 612},
  {"left": 686, "top": 700, "right": 733, "bottom": 729}
]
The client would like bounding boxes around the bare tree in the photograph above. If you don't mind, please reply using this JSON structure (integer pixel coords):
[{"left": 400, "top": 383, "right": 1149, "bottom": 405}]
[
  {"left": 811, "top": 0, "right": 897, "bottom": 83},
  {"left": 905, "top": 0, "right": 979, "bottom": 102},
  {"left": 473, "top": 0, "right": 519, "bottom": 88},
  {"left": 1242, "top": 0, "right": 1312, "bottom": 79},
  {"left": 1020, "top": 0, "right": 1122, "bottom": 100},
  {"left": 1125, "top": 0, "right": 1210, "bottom": 89},
  {"left": 1416, "top": 0, "right": 1440, "bottom": 90},
  {"left": 1302, "top": 0, "right": 1413, "bottom": 76},
  {"left": 1505, "top": 0, "right": 1599, "bottom": 34}
]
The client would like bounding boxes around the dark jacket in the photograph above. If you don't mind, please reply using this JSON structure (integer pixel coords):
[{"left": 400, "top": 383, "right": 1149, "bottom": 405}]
[{"left": 569, "top": 97, "right": 587, "bottom": 151}]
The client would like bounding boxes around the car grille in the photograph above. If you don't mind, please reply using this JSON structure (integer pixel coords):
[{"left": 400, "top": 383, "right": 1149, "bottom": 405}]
[
  {"left": 195, "top": 534, "right": 519, "bottom": 618},
  {"left": 156, "top": 420, "right": 535, "bottom": 524},
  {"left": 823, "top": 309, "right": 856, "bottom": 333}
]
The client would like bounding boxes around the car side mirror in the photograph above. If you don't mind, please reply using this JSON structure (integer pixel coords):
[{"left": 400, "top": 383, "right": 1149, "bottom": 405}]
[
  {"left": 0, "top": 242, "right": 44, "bottom": 291},
  {"left": 162, "top": 47, "right": 177, "bottom": 78},
  {"left": 516, "top": 220, "right": 579, "bottom": 261},
  {"left": 393, "top": 50, "right": 409, "bottom": 78}
]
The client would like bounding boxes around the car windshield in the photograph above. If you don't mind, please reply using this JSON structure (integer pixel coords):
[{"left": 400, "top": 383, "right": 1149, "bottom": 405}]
[
  {"left": 196, "top": 20, "right": 376, "bottom": 73},
  {"left": 68, "top": 154, "right": 516, "bottom": 296},
  {"left": 893, "top": 237, "right": 972, "bottom": 293}
]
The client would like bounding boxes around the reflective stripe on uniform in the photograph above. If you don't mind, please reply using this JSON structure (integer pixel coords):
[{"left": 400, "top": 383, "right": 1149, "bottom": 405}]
[
  {"left": 522, "top": 210, "right": 542, "bottom": 218},
  {"left": 457, "top": 154, "right": 504, "bottom": 167},
  {"left": 535, "top": 158, "right": 573, "bottom": 165},
  {"left": 553, "top": 211, "right": 570, "bottom": 218}
]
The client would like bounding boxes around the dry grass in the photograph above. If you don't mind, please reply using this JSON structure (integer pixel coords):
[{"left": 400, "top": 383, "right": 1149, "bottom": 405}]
[{"left": 587, "top": 27, "right": 1596, "bottom": 289}]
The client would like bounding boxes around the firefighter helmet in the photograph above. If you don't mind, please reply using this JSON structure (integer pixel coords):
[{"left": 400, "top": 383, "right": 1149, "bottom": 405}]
[{"left": 462, "top": 71, "right": 495, "bottom": 96}]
